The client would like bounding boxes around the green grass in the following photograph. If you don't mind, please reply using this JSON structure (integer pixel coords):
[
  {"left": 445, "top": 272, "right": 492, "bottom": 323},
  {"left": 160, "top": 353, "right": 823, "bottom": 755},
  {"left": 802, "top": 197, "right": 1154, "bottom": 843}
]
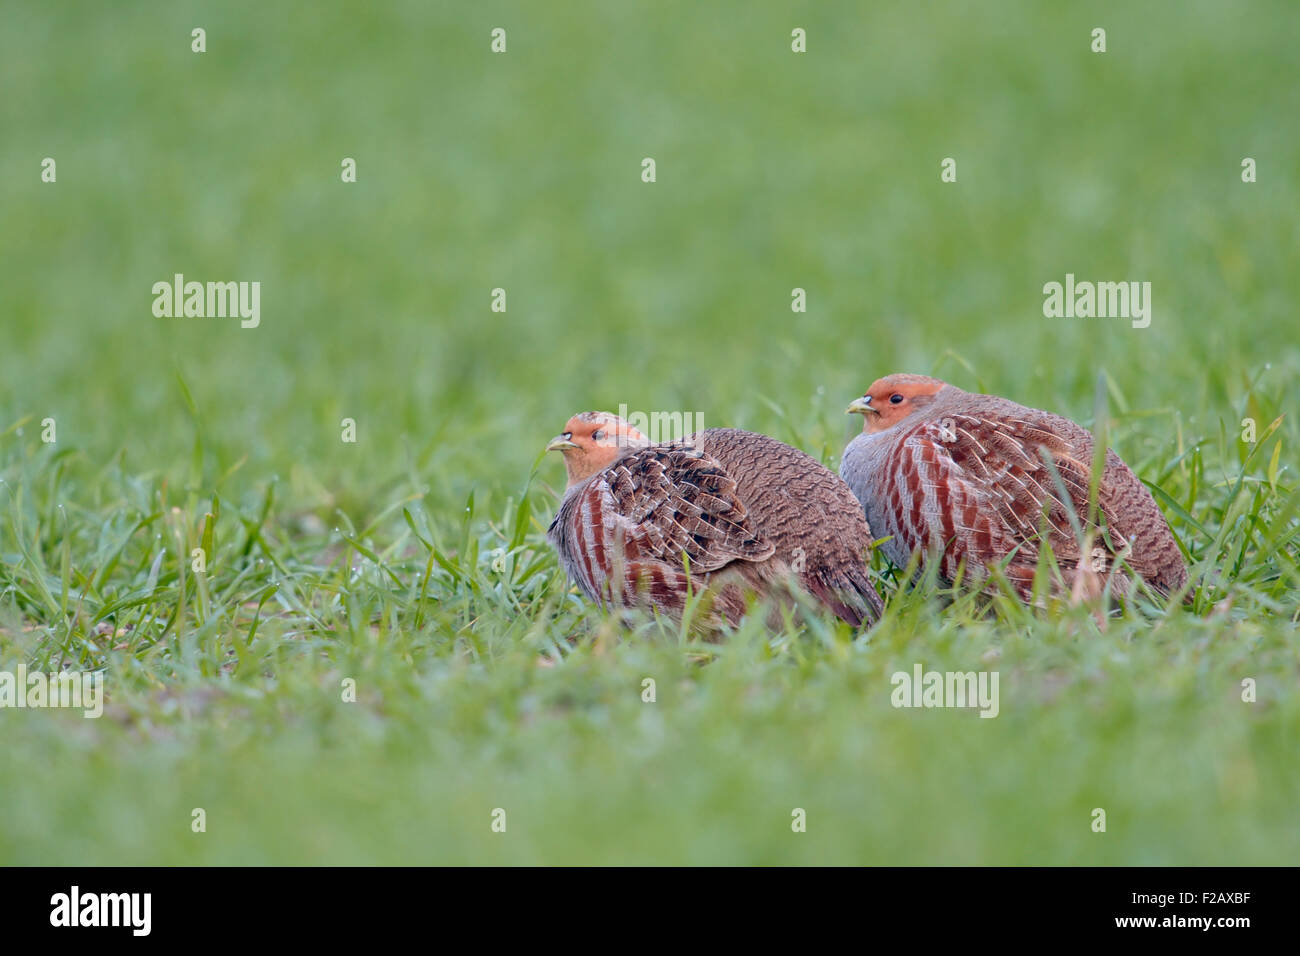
[{"left": 1, "top": 0, "right": 1297, "bottom": 864}]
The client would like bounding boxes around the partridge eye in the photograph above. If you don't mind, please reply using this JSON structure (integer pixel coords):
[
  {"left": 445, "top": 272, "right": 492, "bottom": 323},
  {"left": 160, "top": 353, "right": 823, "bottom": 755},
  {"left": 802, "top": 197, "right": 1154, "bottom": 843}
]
[
  {"left": 592, "top": 429, "right": 605, "bottom": 441},
  {"left": 889, "top": 394, "right": 904, "bottom": 404}
]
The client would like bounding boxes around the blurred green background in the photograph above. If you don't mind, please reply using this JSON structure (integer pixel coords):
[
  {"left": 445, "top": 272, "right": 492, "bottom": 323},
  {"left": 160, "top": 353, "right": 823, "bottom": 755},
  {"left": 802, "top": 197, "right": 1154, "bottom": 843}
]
[{"left": 0, "top": 1, "right": 1296, "bottom": 864}]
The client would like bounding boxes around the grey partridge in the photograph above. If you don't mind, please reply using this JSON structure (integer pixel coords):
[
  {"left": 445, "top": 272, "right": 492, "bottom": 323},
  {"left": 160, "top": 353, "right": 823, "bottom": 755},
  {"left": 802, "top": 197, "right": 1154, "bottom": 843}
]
[
  {"left": 546, "top": 412, "right": 883, "bottom": 628},
  {"left": 840, "top": 374, "right": 1188, "bottom": 601}
]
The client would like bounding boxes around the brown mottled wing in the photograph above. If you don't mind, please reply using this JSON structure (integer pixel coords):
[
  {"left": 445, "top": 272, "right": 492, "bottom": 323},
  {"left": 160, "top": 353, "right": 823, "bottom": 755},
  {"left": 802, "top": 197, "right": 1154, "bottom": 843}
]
[
  {"left": 548, "top": 445, "right": 775, "bottom": 610},
  {"left": 1094, "top": 447, "right": 1189, "bottom": 593},
  {"left": 692, "top": 428, "right": 883, "bottom": 626},
  {"left": 606, "top": 445, "right": 776, "bottom": 571}
]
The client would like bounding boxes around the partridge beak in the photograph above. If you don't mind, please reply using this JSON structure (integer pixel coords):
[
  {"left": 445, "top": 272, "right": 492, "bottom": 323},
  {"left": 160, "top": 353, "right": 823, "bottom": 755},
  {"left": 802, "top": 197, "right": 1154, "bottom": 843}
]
[
  {"left": 546, "top": 434, "right": 579, "bottom": 452},
  {"left": 846, "top": 396, "right": 877, "bottom": 416}
]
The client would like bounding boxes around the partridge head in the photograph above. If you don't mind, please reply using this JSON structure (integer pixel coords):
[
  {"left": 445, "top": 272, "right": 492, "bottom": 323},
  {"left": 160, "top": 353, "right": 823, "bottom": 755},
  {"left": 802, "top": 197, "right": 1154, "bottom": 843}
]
[
  {"left": 845, "top": 374, "right": 947, "bottom": 433},
  {"left": 546, "top": 411, "right": 650, "bottom": 486}
]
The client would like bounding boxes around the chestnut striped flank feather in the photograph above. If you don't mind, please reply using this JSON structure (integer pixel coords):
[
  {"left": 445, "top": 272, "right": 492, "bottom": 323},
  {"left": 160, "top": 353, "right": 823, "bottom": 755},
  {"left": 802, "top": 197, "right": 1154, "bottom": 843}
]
[{"left": 547, "top": 418, "right": 882, "bottom": 629}]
